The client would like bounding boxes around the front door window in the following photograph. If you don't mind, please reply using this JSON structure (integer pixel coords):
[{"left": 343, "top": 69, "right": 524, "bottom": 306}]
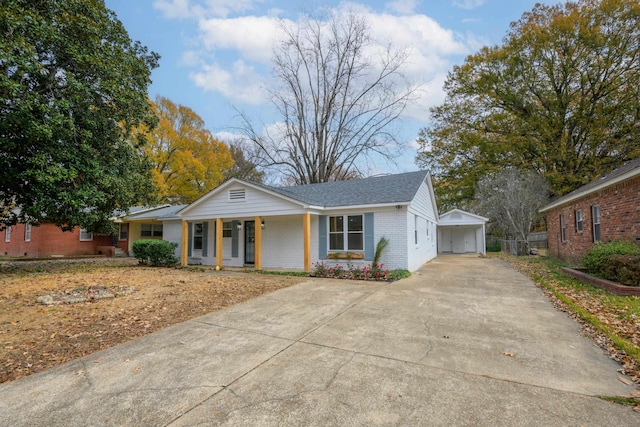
[{"left": 245, "top": 221, "right": 255, "bottom": 264}]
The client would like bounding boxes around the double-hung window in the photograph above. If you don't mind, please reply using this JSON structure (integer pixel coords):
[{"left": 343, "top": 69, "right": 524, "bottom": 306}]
[
  {"left": 193, "top": 223, "right": 203, "bottom": 250},
  {"left": 222, "top": 222, "right": 233, "bottom": 238},
  {"left": 24, "top": 223, "right": 31, "bottom": 242},
  {"left": 329, "top": 215, "right": 363, "bottom": 251},
  {"left": 592, "top": 205, "right": 601, "bottom": 242},
  {"left": 560, "top": 214, "right": 566, "bottom": 242},
  {"left": 119, "top": 223, "right": 128, "bottom": 240},
  {"left": 140, "top": 224, "right": 163, "bottom": 238},
  {"left": 575, "top": 210, "right": 583, "bottom": 232},
  {"left": 79, "top": 228, "right": 93, "bottom": 241},
  {"left": 5, "top": 226, "right": 11, "bottom": 242}
]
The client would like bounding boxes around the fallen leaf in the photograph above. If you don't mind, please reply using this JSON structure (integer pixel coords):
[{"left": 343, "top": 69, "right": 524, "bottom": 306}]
[
  {"left": 618, "top": 376, "right": 634, "bottom": 385},
  {"left": 503, "top": 352, "right": 514, "bottom": 357}
]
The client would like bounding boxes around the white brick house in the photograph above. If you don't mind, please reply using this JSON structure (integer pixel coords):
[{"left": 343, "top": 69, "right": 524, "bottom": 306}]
[{"left": 177, "top": 171, "right": 439, "bottom": 272}]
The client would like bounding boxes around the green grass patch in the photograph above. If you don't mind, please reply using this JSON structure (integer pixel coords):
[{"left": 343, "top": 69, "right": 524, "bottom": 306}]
[{"left": 387, "top": 269, "right": 411, "bottom": 280}]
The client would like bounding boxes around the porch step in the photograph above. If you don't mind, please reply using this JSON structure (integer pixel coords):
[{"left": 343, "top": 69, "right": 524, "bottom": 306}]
[{"left": 114, "top": 247, "right": 126, "bottom": 257}]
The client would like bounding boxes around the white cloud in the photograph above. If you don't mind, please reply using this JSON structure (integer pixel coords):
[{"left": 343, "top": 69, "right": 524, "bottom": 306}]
[
  {"left": 197, "top": 15, "right": 284, "bottom": 63},
  {"left": 386, "top": 0, "right": 420, "bottom": 15},
  {"left": 452, "top": 0, "right": 485, "bottom": 10},
  {"left": 189, "top": 60, "right": 266, "bottom": 105},
  {"left": 153, "top": 0, "right": 261, "bottom": 19},
  {"left": 153, "top": 0, "right": 192, "bottom": 19}
]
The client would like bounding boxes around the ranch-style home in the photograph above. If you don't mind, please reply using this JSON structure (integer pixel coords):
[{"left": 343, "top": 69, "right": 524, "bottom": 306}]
[
  {"left": 540, "top": 157, "right": 640, "bottom": 263},
  {"left": 177, "top": 171, "right": 439, "bottom": 272}
]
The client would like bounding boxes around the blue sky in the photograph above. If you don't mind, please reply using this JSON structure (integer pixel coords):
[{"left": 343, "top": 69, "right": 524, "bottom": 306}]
[{"left": 105, "top": 0, "right": 542, "bottom": 176}]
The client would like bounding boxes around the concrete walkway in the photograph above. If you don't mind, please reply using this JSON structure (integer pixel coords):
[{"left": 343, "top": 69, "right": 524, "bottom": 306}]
[{"left": 1, "top": 255, "right": 639, "bottom": 426}]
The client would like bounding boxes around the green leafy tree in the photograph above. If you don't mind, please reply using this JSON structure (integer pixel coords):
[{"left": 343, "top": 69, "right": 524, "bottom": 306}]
[
  {"left": 0, "top": 0, "right": 159, "bottom": 232},
  {"left": 416, "top": 0, "right": 640, "bottom": 209}
]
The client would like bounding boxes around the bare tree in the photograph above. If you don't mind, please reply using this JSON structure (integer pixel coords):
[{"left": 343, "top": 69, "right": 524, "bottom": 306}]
[
  {"left": 475, "top": 168, "right": 549, "bottom": 245},
  {"left": 241, "top": 10, "right": 419, "bottom": 184}
]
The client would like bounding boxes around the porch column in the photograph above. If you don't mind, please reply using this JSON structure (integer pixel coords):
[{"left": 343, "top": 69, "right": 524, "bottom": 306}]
[
  {"left": 181, "top": 220, "right": 188, "bottom": 266},
  {"left": 216, "top": 218, "right": 223, "bottom": 268},
  {"left": 254, "top": 216, "right": 262, "bottom": 269},
  {"left": 303, "top": 213, "right": 311, "bottom": 271}
]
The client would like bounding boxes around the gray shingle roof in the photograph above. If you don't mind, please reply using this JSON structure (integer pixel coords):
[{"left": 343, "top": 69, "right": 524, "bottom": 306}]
[
  {"left": 260, "top": 170, "right": 430, "bottom": 207},
  {"left": 126, "top": 204, "right": 187, "bottom": 220}
]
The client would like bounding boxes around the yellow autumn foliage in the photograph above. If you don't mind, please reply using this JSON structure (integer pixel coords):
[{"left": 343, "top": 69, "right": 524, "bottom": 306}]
[{"left": 139, "top": 96, "right": 234, "bottom": 203}]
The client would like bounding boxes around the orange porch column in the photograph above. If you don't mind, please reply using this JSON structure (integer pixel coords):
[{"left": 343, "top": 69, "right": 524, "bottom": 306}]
[
  {"left": 254, "top": 216, "right": 262, "bottom": 269},
  {"left": 303, "top": 213, "right": 311, "bottom": 271},
  {"left": 181, "top": 220, "right": 188, "bottom": 266},
  {"left": 216, "top": 218, "right": 223, "bottom": 268}
]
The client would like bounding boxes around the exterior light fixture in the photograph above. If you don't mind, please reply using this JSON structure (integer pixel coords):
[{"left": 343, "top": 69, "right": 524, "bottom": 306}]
[
  {"left": 261, "top": 220, "right": 265, "bottom": 229},
  {"left": 236, "top": 223, "right": 242, "bottom": 230}
]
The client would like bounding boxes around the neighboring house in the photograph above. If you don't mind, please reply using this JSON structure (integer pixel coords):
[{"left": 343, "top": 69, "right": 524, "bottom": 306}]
[
  {"left": 437, "top": 209, "right": 488, "bottom": 255},
  {"left": 540, "top": 158, "right": 640, "bottom": 263},
  {"left": 177, "top": 171, "right": 439, "bottom": 272},
  {"left": 116, "top": 204, "right": 187, "bottom": 257},
  {"left": 0, "top": 223, "right": 113, "bottom": 258}
]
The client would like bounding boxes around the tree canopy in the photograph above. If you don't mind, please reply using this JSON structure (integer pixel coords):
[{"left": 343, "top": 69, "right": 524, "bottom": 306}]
[
  {"left": 416, "top": 0, "right": 640, "bottom": 210},
  {"left": 0, "top": 0, "right": 159, "bottom": 231},
  {"left": 242, "top": 10, "right": 419, "bottom": 184},
  {"left": 141, "top": 96, "right": 234, "bottom": 204}
]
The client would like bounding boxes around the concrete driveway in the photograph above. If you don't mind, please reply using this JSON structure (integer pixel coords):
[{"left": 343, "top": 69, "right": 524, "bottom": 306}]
[{"left": 1, "top": 255, "right": 639, "bottom": 426}]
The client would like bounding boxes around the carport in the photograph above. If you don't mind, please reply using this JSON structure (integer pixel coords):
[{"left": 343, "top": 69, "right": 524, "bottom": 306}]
[{"left": 437, "top": 209, "right": 488, "bottom": 255}]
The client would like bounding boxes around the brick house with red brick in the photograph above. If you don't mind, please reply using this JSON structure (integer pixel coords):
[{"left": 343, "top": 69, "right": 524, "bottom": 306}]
[
  {"left": 0, "top": 223, "right": 116, "bottom": 258},
  {"left": 539, "top": 158, "right": 640, "bottom": 263}
]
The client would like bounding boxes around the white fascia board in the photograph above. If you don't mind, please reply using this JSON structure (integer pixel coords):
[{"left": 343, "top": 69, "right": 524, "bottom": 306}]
[
  {"left": 317, "top": 202, "right": 409, "bottom": 211},
  {"left": 539, "top": 168, "right": 640, "bottom": 212},
  {"left": 178, "top": 178, "right": 310, "bottom": 218}
]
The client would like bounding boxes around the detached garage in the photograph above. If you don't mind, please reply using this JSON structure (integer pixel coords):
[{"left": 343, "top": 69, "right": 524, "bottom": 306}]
[{"left": 437, "top": 209, "right": 488, "bottom": 255}]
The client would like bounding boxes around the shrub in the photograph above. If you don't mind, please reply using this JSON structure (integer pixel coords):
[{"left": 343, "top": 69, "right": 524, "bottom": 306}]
[
  {"left": 600, "top": 254, "right": 640, "bottom": 287},
  {"left": 132, "top": 239, "right": 178, "bottom": 266},
  {"left": 486, "top": 239, "right": 501, "bottom": 252},
  {"left": 582, "top": 240, "right": 640, "bottom": 277}
]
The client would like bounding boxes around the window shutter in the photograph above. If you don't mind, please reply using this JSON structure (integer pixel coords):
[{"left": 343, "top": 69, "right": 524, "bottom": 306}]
[
  {"left": 231, "top": 220, "right": 239, "bottom": 257},
  {"left": 202, "top": 222, "right": 208, "bottom": 257},
  {"left": 187, "top": 223, "right": 193, "bottom": 257},
  {"left": 318, "top": 215, "right": 327, "bottom": 259},
  {"left": 364, "top": 212, "right": 374, "bottom": 261}
]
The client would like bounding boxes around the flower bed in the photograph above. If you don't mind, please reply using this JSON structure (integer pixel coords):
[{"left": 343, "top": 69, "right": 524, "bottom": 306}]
[{"left": 561, "top": 267, "right": 640, "bottom": 296}]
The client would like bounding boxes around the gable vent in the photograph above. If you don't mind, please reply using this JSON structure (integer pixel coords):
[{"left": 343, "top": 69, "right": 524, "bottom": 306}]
[{"left": 229, "top": 189, "right": 246, "bottom": 201}]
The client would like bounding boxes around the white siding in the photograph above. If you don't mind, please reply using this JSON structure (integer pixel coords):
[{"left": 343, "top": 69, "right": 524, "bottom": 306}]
[
  {"left": 162, "top": 220, "right": 183, "bottom": 259},
  {"left": 406, "top": 181, "right": 438, "bottom": 271},
  {"left": 181, "top": 185, "right": 307, "bottom": 220},
  {"left": 262, "top": 215, "right": 305, "bottom": 269},
  {"left": 374, "top": 208, "right": 409, "bottom": 270}
]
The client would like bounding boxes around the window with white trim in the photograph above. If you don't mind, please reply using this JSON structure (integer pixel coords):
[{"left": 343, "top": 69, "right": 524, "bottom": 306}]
[
  {"left": 222, "top": 221, "right": 233, "bottom": 238},
  {"left": 575, "top": 210, "right": 583, "bottom": 232},
  {"left": 119, "top": 223, "right": 128, "bottom": 240},
  {"left": 5, "top": 226, "right": 11, "bottom": 242},
  {"left": 329, "top": 215, "right": 363, "bottom": 251},
  {"left": 79, "top": 229, "right": 93, "bottom": 241},
  {"left": 140, "top": 223, "right": 163, "bottom": 238},
  {"left": 193, "top": 223, "right": 203, "bottom": 250},
  {"left": 592, "top": 205, "right": 601, "bottom": 242},
  {"left": 24, "top": 223, "right": 31, "bottom": 242},
  {"left": 560, "top": 214, "right": 566, "bottom": 242}
]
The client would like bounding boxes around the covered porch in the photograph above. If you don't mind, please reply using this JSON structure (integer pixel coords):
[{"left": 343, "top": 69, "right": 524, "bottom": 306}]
[{"left": 180, "top": 214, "right": 313, "bottom": 271}]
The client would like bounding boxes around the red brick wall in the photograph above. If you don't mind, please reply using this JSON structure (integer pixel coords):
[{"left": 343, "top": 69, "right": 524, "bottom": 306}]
[
  {"left": 545, "top": 176, "right": 640, "bottom": 264},
  {"left": 0, "top": 223, "right": 113, "bottom": 257}
]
